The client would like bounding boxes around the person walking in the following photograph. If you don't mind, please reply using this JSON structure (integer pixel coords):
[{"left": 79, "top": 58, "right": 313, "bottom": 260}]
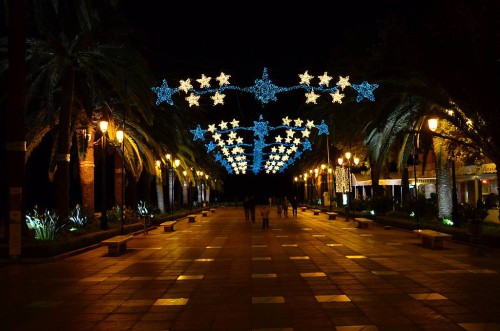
[
  {"left": 261, "top": 205, "right": 271, "bottom": 229},
  {"left": 291, "top": 196, "right": 298, "bottom": 218},
  {"left": 243, "top": 196, "right": 250, "bottom": 222},
  {"left": 276, "top": 204, "right": 282, "bottom": 218},
  {"left": 282, "top": 196, "right": 289, "bottom": 218}
]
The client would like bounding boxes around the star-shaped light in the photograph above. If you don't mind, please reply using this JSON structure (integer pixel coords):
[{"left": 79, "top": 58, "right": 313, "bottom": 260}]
[
  {"left": 236, "top": 137, "right": 243, "bottom": 144},
  {"left": 318, "top": 72, "right": 332, "bottom": 86},
  {"left": 293, "top": 138, "right": 301, "bottom": 145},
  {"left": 316, "top": 120, "right": 329, "bottom": 135},
  {"left": 216, "top": 72, "right": 231, "bottom": 86},
  {"left": 252, "top": 119, "right": 269, "bottom": 138},
  {"left": 271, "top": 146, "right": 277, "bottom": 153},
  {"left": 330, "top": 89, "right": 344, "bottom": 104},
  {"left": 227, "top": 138, "right": 234, "bottom": 145},
  {"left": 286, "top": 129, "right": 295, "bottom": 137},
  {"left": 228, "top": 131, "right": 237, "bottom": 139},
  {"left": 211, "top": 91, "right": 225, "bottom": 105},
  {"left": 207, "top": 124, "right": 217, "bottom": 133},
  {"left": 301, "top": 129, "right": 311, "bottom": 137},
  {"left": 305, "top": 120, "right": 315, "bottom": 129},
  {"left": 196, "top": 74, "right": 211, "bottom": 88},
  {"left": 152, "top": 79, "right": 176, "bottom": 106},
  {"left": 352, "top": 81, "right": 379, "bottom": 102},
  {"left": 305, "top": 89, "right": 320, "bottom": 104},
  {"left": 246, "top": 68, "right": 281, "bottom": 105},
  {"left": 190, "top": 125, "right": 206, "bottom": 141},
  {"left": 185, "top": 93, "right": 200, "bottom": 107},
  {"left": 213, "top": 132, "right": 222, "bottom": 141},
  {"left": 275, "top": 135, "right": 283, "bottom": 143},
  {"left": 179, "top": 79, "right": 193, "bottom": 93},
  {"left": 299, "top": 70, "right": 314, "bottom": 85},
  {"left": 278, "top": 145, "right": 286, "bottom": 153},
  {"left": 285, "top": 137, "right": 292, "bottom": 143},
  {"left": 206, "top": 141, "right": 217, "bottom": 152},
  {"left": 218, "top": 121, "right": 228, "bottom": 130},
  {"left": 337, "top": 76, "right": 351, "bottom": 90},
  {"left": 282, "top": 116, "right": 292, "bottom": 126},
  {"left": 302, "top": 139, "right": 312, "bottom": 151},
  {"left": 294, "top": 118, "right": 303, "bottom": 127},
  {"left": 230, "top": 119, "right": 240, "bottom": 128}
]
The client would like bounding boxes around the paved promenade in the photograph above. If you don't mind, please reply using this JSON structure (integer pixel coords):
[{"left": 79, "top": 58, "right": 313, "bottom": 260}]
[{"left": 1, "top": 207, "right": 500, "bottom": 331}]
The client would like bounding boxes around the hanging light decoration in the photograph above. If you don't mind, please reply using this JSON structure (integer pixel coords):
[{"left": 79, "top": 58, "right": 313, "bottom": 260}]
[
  {"left": 153, "top": 68, "right": 378, "bottom": 107},
  {"left": 191, "top": 115, "right": 329, "bottom": 175}
]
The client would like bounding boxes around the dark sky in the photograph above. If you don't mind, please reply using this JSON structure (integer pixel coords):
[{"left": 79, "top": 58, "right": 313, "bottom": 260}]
[{"left": 118, "top": 1, "right": 395, "bottom": 202}]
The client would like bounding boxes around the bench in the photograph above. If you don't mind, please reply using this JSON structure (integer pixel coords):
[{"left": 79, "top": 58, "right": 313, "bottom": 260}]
[
  {"left": 326, "top": 212, "right": 338, "bottom": 220},
  {"left": 355, "top": 217, "right": 373, "bottom": 229},
  {"left": 201, "top": 210, "right": 209, "bottom": 217},
  {"left": 301, "top": 207, "right": 307, "bottom": 212},
  {"left": 187, "top": 214, "right": 197, "bottom": 222},
  {"left": 413, "top": 229, "right": 452, "bottom": 249},
  {"left": 210, "top": 208, "right": 216, "bottom": 213},
  {"left": 101, "top": 235, "right": 133, "bottom": 256},
  {"left": 313, "top": 209, "right": 321, "bottom": 215},
  {"left": 160, "top": 221, "right": 177, "bottom": 231}
]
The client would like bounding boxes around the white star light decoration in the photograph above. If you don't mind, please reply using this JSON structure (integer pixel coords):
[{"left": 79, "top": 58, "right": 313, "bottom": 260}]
[
  {"left": 190, "top": 115, "right": 329, "bottom": 175},
  {"left": 152, "top": 68, "right": 378, "bottom": 106}
]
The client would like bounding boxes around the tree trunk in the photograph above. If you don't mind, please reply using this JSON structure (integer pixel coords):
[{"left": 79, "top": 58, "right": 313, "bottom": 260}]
[
  {"left": 79, "top": 127, "right": 95, "bottom": 216},
  {"left": 155, "top": 165, "right": 164, "bottom": 212},
  {"left": 401, "top": 166, "right": 410, "bottom": 210},
  {"left": 6, "top": 0, "right": 27, "bottom": 258},
  {"left": 54, "top": 67, "right": 75, "bottom": 221},
  {"left": 114, "top": 151, "right": 124, "bottom": 208}
]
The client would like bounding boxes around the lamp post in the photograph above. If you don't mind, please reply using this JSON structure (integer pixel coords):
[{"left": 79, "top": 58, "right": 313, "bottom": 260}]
[
  {"left": 412, "top": 131, "right": 421, "bottom": 229},
  {"left": 328, "top": 167, "right": 333, "bottom": 211},
  {"left": 99, "top": 120, "right": 108, "bottom": 230},
  {"left": 116, "top": 128, "right": 125, "bottom": 235},
  {"left": 294, "top": 176, "right": 298, "bottom": 198},
  {"left": 170, "top": 158, "right": 180, "bottom": 220}
]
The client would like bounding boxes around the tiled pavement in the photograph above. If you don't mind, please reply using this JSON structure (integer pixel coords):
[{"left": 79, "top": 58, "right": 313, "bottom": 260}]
[{"left": 2, "top": 207, "right": 500, "bottom": 331}]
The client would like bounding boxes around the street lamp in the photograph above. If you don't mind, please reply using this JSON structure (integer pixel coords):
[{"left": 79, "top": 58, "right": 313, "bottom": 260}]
[
  {"left": 116, "top": 127, "right": 125, "bottom": 235},
  {"left": 294, "top": 176, "right": 298, "bottom": 197},
  {"left": 99, "top": 119, "right": 109, "bottom": 230},
  {"left": 411, "top": 131, "right": 421, "bottom": 229},
  {"left": 170, "top": 158, "right": 180, "bottom": 220},
  {"left": 328, "top": 167, "right": 333, "bottom": 211}
]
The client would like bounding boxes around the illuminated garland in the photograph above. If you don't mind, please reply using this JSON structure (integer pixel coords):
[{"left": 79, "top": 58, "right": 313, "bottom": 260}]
[
  {"left": 191, "top": 115, "right": 329, "bottom": 175},
  {"left": 335, "top": 166, "right": 349, "bottom": 193},
  {"left": 153, "top": 68, "right": 378, "bottom": 107}
]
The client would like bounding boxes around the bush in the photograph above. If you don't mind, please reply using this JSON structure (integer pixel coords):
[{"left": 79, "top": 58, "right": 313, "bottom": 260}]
[
  {"left": 68, "top": 204, "right": 92, "bottom": 231},
  {"left": 25, "top": 208, "right": 65, "bottom": 240}
]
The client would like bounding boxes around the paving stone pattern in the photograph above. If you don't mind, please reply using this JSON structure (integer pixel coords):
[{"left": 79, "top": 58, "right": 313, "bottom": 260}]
[{"left": 1, "top": 207, "right": 500, "bottom": 330}]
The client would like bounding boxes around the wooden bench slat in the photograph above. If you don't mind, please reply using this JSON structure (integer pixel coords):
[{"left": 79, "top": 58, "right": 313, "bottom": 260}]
[
  {"left": 187, "top": 214, "right": 197, "bottom": 222},
  {"left": 312, "top": 209, "right": 321, "bottom": 215}
]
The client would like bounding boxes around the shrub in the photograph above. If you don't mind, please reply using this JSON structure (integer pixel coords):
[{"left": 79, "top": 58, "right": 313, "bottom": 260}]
[
  {"left": 25, "top": 208, "right": 65, "bottom": 240},
  {"left": 68, "top": 204, "right": 92, "bottom": 231}
]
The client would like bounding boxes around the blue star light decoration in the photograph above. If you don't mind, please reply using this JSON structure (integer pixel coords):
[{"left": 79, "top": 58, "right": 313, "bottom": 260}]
[
  {"left": 152, "top": 68, "right": 378, "bottom": 107},
  {"left": 191, "top": 115, "right": 329, "bottom": 175}
]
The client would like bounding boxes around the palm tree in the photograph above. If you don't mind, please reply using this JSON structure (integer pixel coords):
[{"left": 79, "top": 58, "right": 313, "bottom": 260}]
[{"left": 23, "top": 0, "right": 157, "bottom": 219}]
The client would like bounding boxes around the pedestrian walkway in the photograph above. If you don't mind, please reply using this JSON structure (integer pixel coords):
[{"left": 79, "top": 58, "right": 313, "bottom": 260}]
[{"left": 1, "top": 207, "right": 500, "bottom": 330}]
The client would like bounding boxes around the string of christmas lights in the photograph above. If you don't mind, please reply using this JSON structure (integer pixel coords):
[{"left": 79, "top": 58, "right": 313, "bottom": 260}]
[
  {"left": 153, "top": 68, "right": 379, "bottom": 107},
  {"left": 191, "top": 115, "right": 330, "bottom": 175}
]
